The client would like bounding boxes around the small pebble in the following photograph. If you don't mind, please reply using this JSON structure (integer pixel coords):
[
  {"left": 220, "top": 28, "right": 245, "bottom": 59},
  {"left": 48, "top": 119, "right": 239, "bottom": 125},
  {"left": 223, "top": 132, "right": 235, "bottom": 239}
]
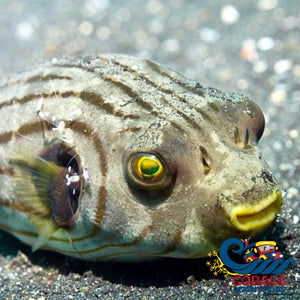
[
  {"left": 274, "top": 59, "right": 292, "bottom": 74},
  {"left": 270, "top": 89, "right": 287, "bottom": 104},
  {"left": 240, "top": 39, "right": 258, "bottom": 62},
  {"left": 289, "top": 129, "right": 298, "bottom": 139},
  {"left": 272, "top": 141, "right": 283, "bottom": 151},
  {"left": 287, "top": 187, "right": 299, "bottom": 199},
  {"left": 237, "top": 79, "right": 249, "bottom": 90},
  {"left": 115, "top": 8, "right": 131, "bottom": 22},
  {"left": 16, "top": 21, "right": 34, "bottom": 40},
  {"left": 78, "top": 21, "right": 94, "bottom": 36},
  {"left": 200, "top": 27, "right": 220, "bottom": 43},
  {"left": 258, "top": 0, "right": 278, "bottom": 11},
  {"left": 292, "top": 65, "right": 300, "bottom": 78},
  {"left": 253, "top": 60, "right": 268, "bottom": 73},
  {"left": 146, "top": 0, "right": 164, "bottom": 15},
  {"left": 186, "top": 275, "right": 196, "bottom": 285},
  {"left": 47, "top": 25, "right": 60, "bottom": 39},
  {"left": 148, "top": 19, "right": 164, "bottom": 34},
  {"left": 220, "top": 5, "right": 240, "bottom": 25},
  {"left": 96, "top": 26, "right": 111, "bottom": 40},
  {"left": 162, "top": 38, "right": 179, "bottom": 52},
  {"left": 257, "top": 37, "right": 275, "bottom": 51},
  {"left": 84, "top": 0, "right": 110, "bottom": 15}
]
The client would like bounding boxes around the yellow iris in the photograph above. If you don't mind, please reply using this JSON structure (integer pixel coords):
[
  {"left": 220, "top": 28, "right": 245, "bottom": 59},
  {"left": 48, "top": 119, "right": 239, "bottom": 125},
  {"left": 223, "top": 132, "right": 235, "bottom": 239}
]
[{"left": 134, "top": 155, "right": 163, "bottom": 181}]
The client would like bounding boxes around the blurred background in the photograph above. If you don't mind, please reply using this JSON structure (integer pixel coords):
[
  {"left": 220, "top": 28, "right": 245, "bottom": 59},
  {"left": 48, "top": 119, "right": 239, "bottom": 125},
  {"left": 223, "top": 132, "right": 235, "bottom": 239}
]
[{"left": 0, "top": 0, "right": 299, "bottom": 298}]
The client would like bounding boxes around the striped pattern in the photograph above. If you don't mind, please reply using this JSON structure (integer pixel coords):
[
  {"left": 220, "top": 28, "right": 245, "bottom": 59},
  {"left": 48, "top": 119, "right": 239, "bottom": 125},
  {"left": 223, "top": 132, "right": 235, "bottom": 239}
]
[{"left": 0, "top": 54, "right": 280, "bottom": 260}]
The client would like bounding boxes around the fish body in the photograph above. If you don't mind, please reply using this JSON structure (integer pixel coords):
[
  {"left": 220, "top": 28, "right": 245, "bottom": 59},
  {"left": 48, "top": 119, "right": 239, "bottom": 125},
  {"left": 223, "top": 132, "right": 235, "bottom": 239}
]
[{"left": 0, "top": 55, "right": 281, "bottom": 260}]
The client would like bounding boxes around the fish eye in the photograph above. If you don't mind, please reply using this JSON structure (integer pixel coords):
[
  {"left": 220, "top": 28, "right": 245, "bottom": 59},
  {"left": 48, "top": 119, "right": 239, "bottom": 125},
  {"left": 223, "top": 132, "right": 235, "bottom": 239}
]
[
  {"left": 238, "top": 100, "right": 265, "bottom": 144},
  {"left": 130, "top": 154, "right": 164, "bottom": 182},
  {"left": 124, "top": 152, "right": 176, "bottom": 205}
]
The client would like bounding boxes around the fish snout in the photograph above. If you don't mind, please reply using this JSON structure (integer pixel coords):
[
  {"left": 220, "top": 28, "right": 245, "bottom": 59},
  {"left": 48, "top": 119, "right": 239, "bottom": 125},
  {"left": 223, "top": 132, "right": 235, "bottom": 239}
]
[{"left": 228, "top": 188, "right": 282, "bottom": 233}]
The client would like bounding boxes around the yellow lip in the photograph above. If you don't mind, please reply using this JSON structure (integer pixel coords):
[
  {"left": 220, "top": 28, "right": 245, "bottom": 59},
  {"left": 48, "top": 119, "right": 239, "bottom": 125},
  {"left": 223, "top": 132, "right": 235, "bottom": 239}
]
[{"left": 230, "top": 189, "right": 282, "bottom": 232}]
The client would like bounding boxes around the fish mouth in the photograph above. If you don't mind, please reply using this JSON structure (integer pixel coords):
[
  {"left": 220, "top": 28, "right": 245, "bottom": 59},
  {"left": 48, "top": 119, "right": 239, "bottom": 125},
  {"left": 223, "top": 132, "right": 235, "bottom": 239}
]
[{"left": 229, "top": 189, "right": 282, "bottom": 232}]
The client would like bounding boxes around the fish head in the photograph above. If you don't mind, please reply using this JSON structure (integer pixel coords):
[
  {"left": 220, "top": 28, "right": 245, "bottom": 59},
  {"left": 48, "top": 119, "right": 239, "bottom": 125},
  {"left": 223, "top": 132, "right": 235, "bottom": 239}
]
[{"left": 106, "top": 88, "right": 282, "bottom": 258}]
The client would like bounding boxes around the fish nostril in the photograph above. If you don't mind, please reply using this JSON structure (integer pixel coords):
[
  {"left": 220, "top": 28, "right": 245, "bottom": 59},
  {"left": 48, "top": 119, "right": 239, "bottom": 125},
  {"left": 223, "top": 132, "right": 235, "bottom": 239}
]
[
  {"left": 199, "top": 146, "right": 211, "bottom": 174},
  {"left": 234, "top": 127, "right": 250, "bottom": 149}
]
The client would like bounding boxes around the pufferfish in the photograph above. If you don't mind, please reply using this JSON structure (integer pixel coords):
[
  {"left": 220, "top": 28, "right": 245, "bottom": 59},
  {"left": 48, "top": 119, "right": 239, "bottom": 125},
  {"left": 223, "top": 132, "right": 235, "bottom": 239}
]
[{"left": 0, "top": 54, "right": 282, "bottom": 260}]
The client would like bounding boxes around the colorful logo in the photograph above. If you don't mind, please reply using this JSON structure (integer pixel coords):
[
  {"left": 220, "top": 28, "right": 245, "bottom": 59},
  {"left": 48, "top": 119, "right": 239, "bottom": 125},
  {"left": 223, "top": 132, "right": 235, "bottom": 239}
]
[{"left": 206, "top": 238, "right": 296, "bottom": 294}]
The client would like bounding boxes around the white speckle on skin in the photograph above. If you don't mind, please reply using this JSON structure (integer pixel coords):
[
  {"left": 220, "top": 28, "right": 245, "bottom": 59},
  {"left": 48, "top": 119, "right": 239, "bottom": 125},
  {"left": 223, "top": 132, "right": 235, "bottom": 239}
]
[
  {"left": 210, "top": 131, "right": 230, "bottom": 154},
  {"left": 83, "top": 168, "right": 90, "bottom": 182},
  {"left": 67, "top": 108, "right": 84, "bottom": 121},
  {"left": 36, "top": 97, "right": 44, "bottom": 112}
]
